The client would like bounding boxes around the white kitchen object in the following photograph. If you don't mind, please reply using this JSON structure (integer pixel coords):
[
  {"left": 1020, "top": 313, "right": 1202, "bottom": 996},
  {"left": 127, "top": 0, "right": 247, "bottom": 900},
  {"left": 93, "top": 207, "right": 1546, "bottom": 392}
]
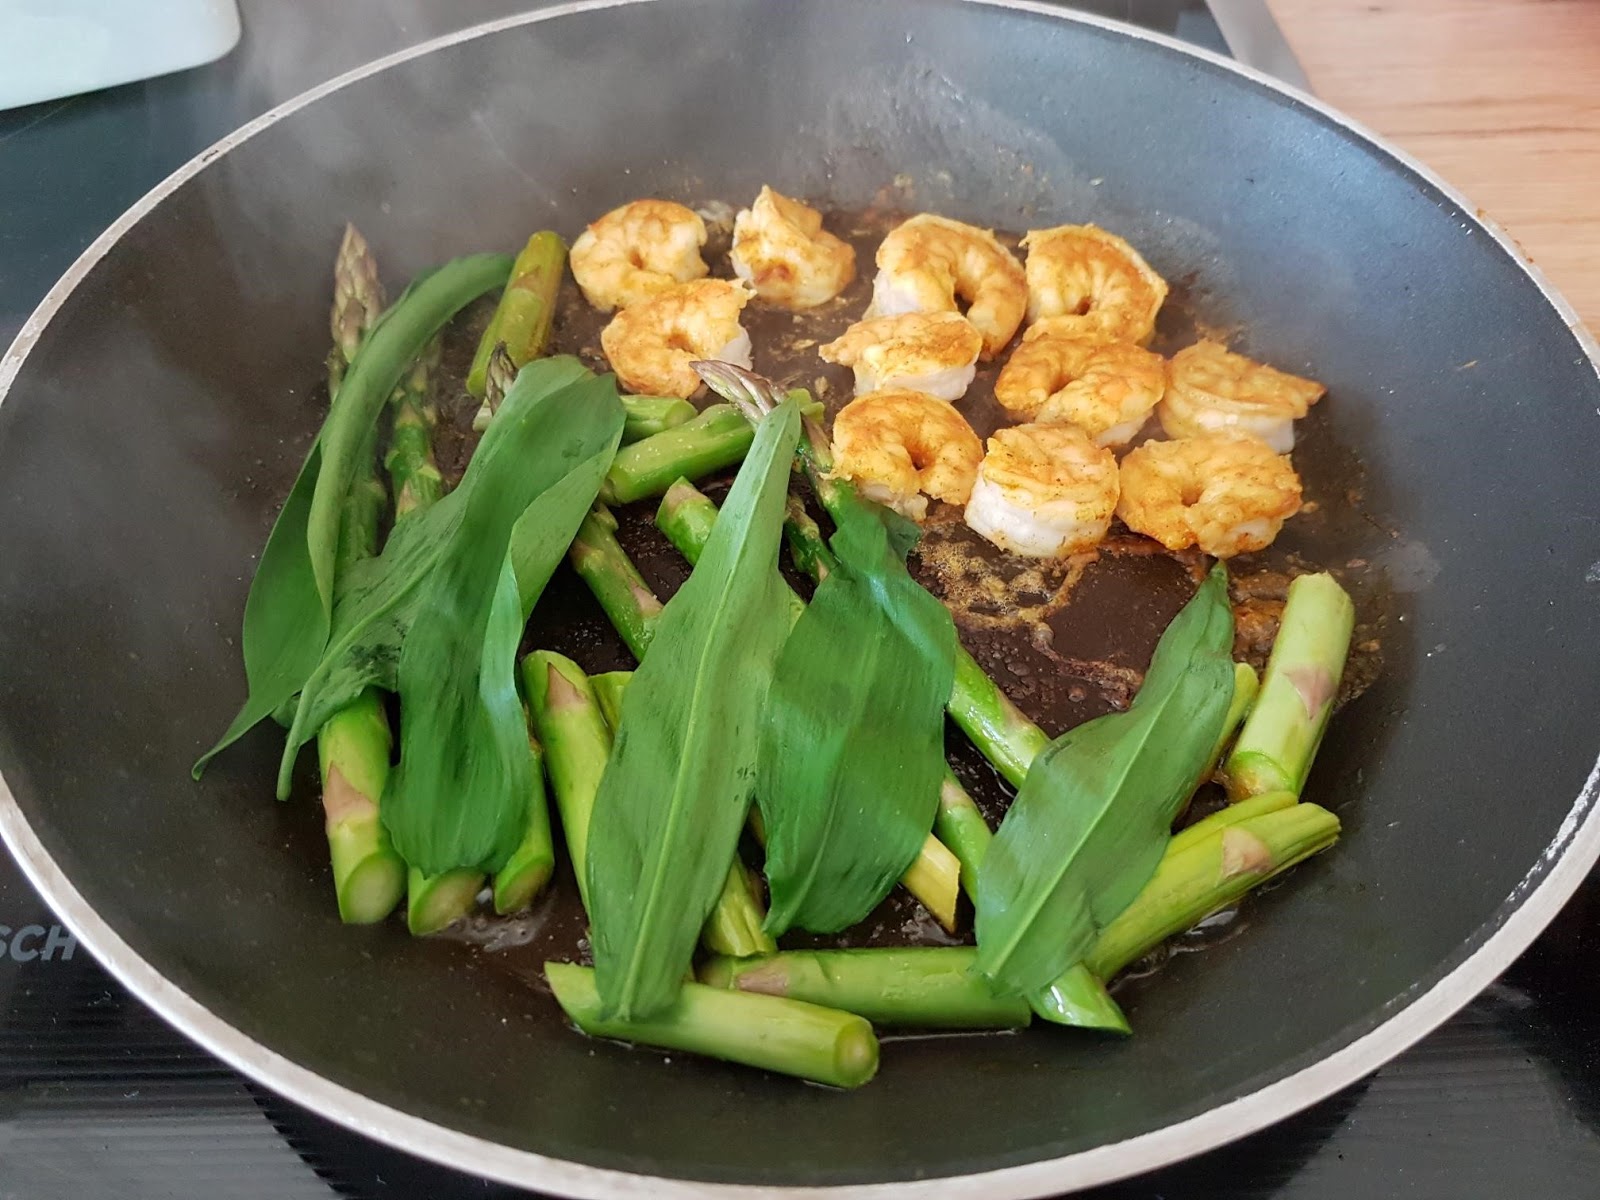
[{"left": 0, "top": 0, "right": 241, "bottom": 112}]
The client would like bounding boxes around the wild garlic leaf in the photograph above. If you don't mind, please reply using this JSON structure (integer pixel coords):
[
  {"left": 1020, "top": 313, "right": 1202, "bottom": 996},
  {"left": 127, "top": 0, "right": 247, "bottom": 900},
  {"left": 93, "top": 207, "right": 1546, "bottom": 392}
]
[
  {"left": 757, "top": 491, "right": 957, "bottom": 934},
  {"left": 194, "top": 254, "right": 512, "bottom": 775},
  {"left": 586, "top": 398, "right": 801, "bottom": 1021},
  {"left": 975, "top": 565, "right": 1236, "bottom": 996}
]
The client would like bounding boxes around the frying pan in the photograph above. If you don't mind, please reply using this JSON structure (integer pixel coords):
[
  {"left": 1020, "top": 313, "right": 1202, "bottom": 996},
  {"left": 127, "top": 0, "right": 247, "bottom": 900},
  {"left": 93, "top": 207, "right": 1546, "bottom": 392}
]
[{"left": 2, "top": 0, "right": 1598, "bottom": 1195}]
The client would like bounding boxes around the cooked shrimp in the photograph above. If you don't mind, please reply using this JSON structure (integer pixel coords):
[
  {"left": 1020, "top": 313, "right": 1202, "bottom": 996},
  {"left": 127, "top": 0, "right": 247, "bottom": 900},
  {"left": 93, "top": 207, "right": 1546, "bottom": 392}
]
[
  {"left": 1022, "top": 224, "right": 1168, "bottom": 345},
  {"left": 599, "top": 279, "right": 753, "bottom": 399},
  {"left": 994, "top": 333, "right": 1166, "bottom": 446},
  {"left": 729, "top": 186, "right": 856, "bottom": 309},
  {"left": 819, "top": 312, "right": 983, "bottom": 402},
  {"left": 830, "top": 388, "right": 983, "bottom": 521},
  {"left": 570, "top": 200, "right": 709, "bottom": 312},
  {"left": 964, "top": 423, "right": 1120, "bottom": 558},
  {"left": 867, "top": 214, "right": 1026, "bottom": 360},
  {"left": 1160, "top": 340, "right": 1325, "bottom": 452},
  {"left": 1116, "top": 432, "right": 1302, "bottom": 558}
]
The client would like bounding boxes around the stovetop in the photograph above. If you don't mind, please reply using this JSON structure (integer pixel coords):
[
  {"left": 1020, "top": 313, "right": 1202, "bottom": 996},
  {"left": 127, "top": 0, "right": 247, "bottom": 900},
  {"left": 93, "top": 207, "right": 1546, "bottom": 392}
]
[{"left": 5, "top": 2, "right": 1600, "bottom": 1197}]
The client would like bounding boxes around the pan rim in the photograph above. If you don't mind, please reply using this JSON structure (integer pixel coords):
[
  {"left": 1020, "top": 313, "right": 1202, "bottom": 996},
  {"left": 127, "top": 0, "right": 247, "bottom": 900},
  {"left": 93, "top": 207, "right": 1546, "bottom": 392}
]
[{"left": 2, "top": 0, "right": 1598, "bottom": 1195}]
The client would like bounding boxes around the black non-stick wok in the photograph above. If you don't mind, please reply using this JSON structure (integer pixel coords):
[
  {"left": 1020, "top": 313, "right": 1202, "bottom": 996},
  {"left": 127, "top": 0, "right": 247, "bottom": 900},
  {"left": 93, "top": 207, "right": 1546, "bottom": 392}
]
[{"left": 2, "top": 0, "right": 1599, "bottom": 1194}]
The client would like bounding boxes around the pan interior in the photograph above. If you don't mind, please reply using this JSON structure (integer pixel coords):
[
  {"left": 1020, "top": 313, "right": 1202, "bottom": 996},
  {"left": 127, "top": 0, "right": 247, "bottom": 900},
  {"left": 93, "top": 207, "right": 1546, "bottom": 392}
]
[{"left": 1, "top": 0, "right": 1598, "bottom": 1187}]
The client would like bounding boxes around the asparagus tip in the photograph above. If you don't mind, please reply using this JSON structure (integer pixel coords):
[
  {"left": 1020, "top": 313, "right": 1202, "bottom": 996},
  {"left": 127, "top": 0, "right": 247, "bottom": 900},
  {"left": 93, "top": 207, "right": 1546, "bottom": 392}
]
[
  {"left": 691, "top": 360, "right": 782, "bottom": 424},
  {"left": 485, "top": 341, "right": 516, "bottom": 412}
]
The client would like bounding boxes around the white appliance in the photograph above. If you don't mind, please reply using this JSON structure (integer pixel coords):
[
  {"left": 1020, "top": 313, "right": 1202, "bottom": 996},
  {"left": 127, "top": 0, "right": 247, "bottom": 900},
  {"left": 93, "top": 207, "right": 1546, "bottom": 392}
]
[{"left": 0, "top": 0, "right": 241, "bottom": 112}]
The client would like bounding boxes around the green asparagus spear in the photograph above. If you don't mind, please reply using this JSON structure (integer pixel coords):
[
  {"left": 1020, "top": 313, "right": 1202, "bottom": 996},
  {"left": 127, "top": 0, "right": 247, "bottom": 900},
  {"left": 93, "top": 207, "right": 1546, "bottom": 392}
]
[
  {"left": 1206, "top": 662, "right": 1260, "bottom": 779},
  {"left": 621, "top": 394, "right": 697, "bottom": 443},
  {"left": 568, "top": 507, "right": 661, "bottom": 661},
  {"left": 383, "top": 339, "right": 444, "bottom": 519},
  {"left": 600, "top": 404, "right": 754, "bottom": 505},
  {"left": 1085, "top": 802, "right": 1341, "bottom": 980},
  {"left": 545, "top": 962, "right": 878, "bottom": 1088},
  {"left": 590, "top": 670, "right": 633, "bottom": 732},
  {"left": 701, "top": 947, "right": 1032, "bottom": 1030},
  {"left": 523, "top": 652, "right": 610, "bottom": 912},
  {"left": 467, "top": 231, "right": 566, "bottom": 427},
  {"left": 317, "top": 226, "right": 404, "bottom": 926},
  {"left": 600, "top": 396, "right": 825, "bottom": 506},
  {"left": 318, "top": 694, "right": 403, "bottom": 924},
  {"left": 935, "top": 773, "right": 994, "bottom": 899},
  {"left": 491, "top": 736, "right": 556, "bottom": 915},
  {"left": 388, "top": 334, "right": 483, "bottom": 935},
  {"left": 701, "top": 862, "right": 775, "bottom": 960},
  {"left": 1165, "top": 790, "right": 1297, "bottom": 858},
  {"left": 1224, "top": 573, "right": 1355, "bottom": 799}
]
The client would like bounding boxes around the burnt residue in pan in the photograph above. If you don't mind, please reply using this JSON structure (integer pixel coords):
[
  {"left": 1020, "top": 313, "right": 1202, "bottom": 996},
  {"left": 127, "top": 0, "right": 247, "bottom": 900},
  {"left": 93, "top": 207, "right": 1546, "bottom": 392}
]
[{"left": 385, "top": 201, "right": 1384, "bottom": 1000}]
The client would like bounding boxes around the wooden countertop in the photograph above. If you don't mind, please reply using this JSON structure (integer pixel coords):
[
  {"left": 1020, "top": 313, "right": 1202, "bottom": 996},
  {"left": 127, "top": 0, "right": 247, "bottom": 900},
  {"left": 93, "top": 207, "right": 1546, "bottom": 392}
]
[{"left": 1267, "top": 0, "right": 1600, "bottom": 335}]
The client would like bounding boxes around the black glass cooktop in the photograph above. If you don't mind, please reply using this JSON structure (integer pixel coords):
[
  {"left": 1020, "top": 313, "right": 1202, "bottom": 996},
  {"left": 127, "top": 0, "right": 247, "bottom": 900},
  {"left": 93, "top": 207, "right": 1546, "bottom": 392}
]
[{"left": 4, "top": 3, "right": 1599, "bottom": 1197}]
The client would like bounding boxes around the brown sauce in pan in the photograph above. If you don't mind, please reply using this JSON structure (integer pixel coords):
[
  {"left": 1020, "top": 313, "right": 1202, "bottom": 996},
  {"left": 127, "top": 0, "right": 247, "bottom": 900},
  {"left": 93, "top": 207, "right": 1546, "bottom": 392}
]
[{"left": 401, "top": 204, "right": 1385, "bottom": 1005}]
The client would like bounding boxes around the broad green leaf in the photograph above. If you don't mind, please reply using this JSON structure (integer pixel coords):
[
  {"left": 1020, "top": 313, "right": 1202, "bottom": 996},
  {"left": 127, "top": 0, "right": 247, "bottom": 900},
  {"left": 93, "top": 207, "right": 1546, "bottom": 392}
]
[
  {"left": 586, "top": 398, "right": 802, "bottom": 1021},
  {"left": 975, "top": 566, "right": 1236, "bottom": 996},
  {"left": 273, "top": 359, "right": 614, "bottom": 799},
  {"left": 192, "top": 443, "right": 322, "bottom": 776},
  {"left": 195, "top": 254, "right": 512, "bottom": 774},
  {"left": 306, "top": 253, "right": 511, "bottom": 622},
  {"left": 757, "top": 492, "right": 957, "bottom": 934},
  {"left": 381, "top": 359, "right": 623, "bottom": 875}
]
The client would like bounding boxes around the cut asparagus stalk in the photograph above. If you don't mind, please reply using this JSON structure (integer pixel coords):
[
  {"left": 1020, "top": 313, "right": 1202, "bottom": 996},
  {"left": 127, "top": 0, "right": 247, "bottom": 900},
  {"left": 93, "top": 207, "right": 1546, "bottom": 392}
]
[
  {"left": 701, "top": 948, "right": 1031, "bottom": 1030},
  {"left": 522, "top": 652, "right": 610, "bottom": 913},
  {"left": 700, "top": 862, "right": 775, "bottom": 960},
  {"left": 600, "top": 404, "right": 755, "bottom": 505},
  {"left": 546, "top": 962, "right": 878, "bottom": 1088},
  {"left": 657, "top": 478, "right": 723, "bottom": 565},
  {"left": 1027, "top": 964, "right": 1131, "bottom": 1033},
  {"left": 318, "top": 693, "right": 403, "bottom": 925},
  {"left": 590, "top": 670, "right": 632, "bottom": 732},
  {"left": 1084, "top": 802, "right": 1342, "bottom": 980},
  {"left": 317, "top": 225, "right": 403, "bottom": 926},
  {"left": 601, "top": 396, "right": 825, "bottom": 506},
  {"left": 524, "top": 652, "right": 772, "bottom": 954},
  {"left": 491, "top": 737, "right": 556, "bottom": 915},
  {"left": 567, "top": 506, "right": 661, "bottom": 661},
  {"left": 622, "top": 394, "right": 697, "bottom": 443},
  {"left": 1224, "top": 573, "right": 1355, "bottom": 799},
  {"left": 1166, "top": 790, "right": 1296, "bottom": 859},
  {"left": 898, "top": 836, "right": 962, "bottom": 933},
  {"left": 1206, "top": 661, "right": 1260, "bottom": 781},
  {"left": 406, "top": 868, "right": 486, "bottom": 936},
  {"left": 935, "top": 772, "right": 993, "bottom": 899},
  {"left": 467, "top": 230, "right": 566, "bottom": 426},
  {"left": 948, "top": 649, "right": 1050, "bottom": 788}
]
